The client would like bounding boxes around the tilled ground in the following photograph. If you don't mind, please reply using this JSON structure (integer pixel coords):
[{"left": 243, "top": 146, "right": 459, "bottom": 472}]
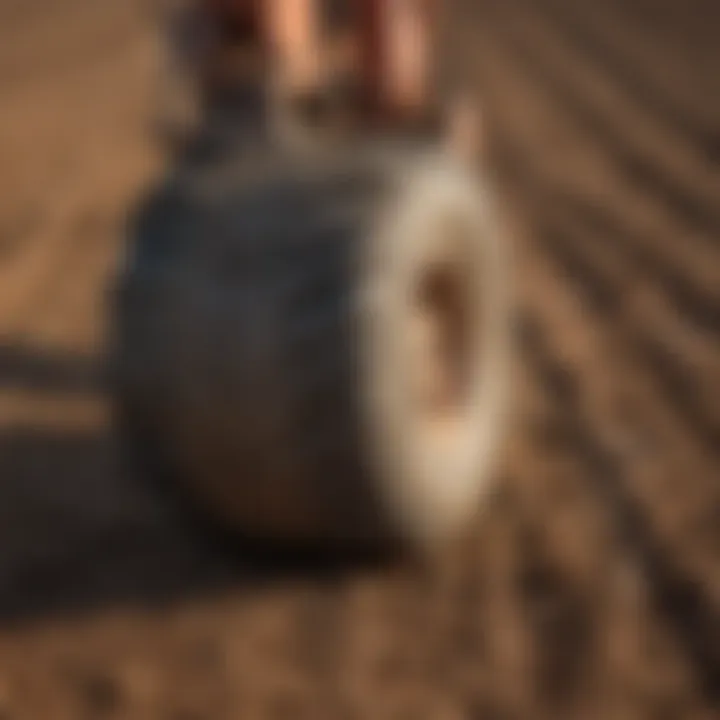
[{"left": 0, "top": 1, "right": 718, "bottom": 718}]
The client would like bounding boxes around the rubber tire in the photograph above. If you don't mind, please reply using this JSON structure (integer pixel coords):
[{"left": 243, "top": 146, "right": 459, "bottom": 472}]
[{"left": 110, "top": 138, "right": 512, "bottom": 554}]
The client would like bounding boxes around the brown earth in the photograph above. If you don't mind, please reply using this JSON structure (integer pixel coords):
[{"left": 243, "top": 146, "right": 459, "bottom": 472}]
[{"left": 0, "top": 1, "right": 719, "bottom": 718}]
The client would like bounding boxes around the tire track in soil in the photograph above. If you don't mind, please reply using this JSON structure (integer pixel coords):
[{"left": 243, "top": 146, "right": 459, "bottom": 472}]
[
  {"left": 510, "top": 220, "right": 720, "bottom": 708},
  {"left": 467, "top": 12, "right": 720, "bottom": 318},
  {"left": 531, "top": 0, "right": 720, "bottom": 153},
  {"left": 520, "top": 321, "right": 720, "bottom": 711},
  {"left": 466, "top": 0, "right": 720, "bottom": 703},
  {"left": 496, "top": 135, "right": 720, "bottom": 347},
  {"left": 511, "top": 166, "right": 720, "bottom": 451},
  {"left": 501, "top": 0, "right": 719, "bottom": 186},
  {"left": 468, "top": 18, "right": 720, "bottom": 304},
  {"left": 500, "top": 143, "right": 720, "bottom": 573},
  {"left": 470, "top": 0, "right": 720, "bottom": 241}
]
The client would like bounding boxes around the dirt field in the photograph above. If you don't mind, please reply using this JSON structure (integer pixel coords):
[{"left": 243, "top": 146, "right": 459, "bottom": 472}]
[{"left": 0, "top": 0, "right": 719, "bottom": 718}]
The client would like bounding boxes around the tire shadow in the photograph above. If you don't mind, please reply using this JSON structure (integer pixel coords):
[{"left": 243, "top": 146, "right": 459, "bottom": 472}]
[
  {"left": 0, "top": 345, "right": 389, "bottom": 627},
  {"left": 0, "top": 344, "right": 101, "bottom": 395}
]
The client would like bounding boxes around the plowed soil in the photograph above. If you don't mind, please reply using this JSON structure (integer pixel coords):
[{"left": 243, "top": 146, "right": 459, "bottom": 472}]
[{"left": 0, "top": 1, "right": 718, "bottom": 718}]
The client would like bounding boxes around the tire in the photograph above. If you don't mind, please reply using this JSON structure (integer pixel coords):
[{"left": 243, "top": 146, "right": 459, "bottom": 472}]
[{"left": 110, "top": 139, "right": 512, "bottom": 554}]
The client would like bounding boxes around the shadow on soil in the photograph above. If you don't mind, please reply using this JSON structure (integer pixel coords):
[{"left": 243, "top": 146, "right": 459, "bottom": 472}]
[
  {"left": 0, "top": 343, "right": 102, "bottom": 395},
  {"left": 0, "top": 345, "right": 388, "bottom": 627}
]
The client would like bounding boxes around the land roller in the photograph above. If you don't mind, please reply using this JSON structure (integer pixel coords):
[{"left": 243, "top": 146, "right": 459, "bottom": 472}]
[{"left": 110, "top": 1, "right": 514, "bottom": 555}]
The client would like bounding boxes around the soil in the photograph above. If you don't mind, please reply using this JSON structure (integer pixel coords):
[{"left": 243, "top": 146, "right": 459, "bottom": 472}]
[{"left": 0, "top": 0, "right": 718, "bottom": 718}]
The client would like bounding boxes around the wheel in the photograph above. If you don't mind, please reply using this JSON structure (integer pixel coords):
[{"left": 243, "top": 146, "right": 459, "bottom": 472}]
[{"left": 110, "top": 138, "right": 512, "bottom": 554}]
